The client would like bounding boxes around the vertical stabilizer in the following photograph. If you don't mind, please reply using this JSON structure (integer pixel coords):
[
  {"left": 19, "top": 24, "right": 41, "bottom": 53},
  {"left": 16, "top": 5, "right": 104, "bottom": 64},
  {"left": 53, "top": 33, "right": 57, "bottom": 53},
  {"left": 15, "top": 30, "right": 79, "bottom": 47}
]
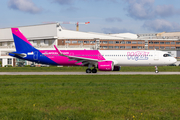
[{"left": 11, "top": 28, "right": 35, "bottom": 52}]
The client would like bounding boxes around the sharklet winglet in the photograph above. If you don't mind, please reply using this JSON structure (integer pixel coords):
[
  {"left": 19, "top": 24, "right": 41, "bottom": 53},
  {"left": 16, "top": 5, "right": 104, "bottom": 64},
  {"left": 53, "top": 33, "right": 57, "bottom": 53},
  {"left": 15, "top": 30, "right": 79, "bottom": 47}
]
[{"left": 54, "top": 45, "right": 62, "bottom": 55}]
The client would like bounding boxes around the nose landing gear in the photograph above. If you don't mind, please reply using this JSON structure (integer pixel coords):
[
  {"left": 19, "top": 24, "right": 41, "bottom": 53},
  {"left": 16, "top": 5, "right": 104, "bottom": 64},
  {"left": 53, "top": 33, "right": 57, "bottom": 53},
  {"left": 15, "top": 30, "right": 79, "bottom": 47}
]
[{"left": 155, "top": 66, "right": 159, "bottom": 73}]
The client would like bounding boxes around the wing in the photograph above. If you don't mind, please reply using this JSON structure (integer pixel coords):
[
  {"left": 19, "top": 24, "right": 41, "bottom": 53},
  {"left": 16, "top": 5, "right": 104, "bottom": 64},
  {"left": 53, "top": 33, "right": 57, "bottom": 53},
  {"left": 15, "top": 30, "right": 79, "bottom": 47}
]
[
  {"left": 66, "top": 56, "right": 100, "bottom": 65},
  {"left": 54, "top": 45, "right": 102, "bottom": 65}
]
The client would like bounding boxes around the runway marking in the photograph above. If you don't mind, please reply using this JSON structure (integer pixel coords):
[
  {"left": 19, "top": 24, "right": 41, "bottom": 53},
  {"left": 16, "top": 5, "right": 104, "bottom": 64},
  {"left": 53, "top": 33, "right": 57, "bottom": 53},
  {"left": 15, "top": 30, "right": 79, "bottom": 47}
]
[{"left": 0, "top": 72, "right": 179, "bottom": 75}]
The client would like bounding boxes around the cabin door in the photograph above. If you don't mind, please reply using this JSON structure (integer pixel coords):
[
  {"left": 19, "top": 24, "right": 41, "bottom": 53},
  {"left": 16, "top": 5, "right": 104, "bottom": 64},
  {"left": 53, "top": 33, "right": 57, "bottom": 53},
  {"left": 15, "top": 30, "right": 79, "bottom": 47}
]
[{"left": 154, "top": 51, "right": 159, "bottom": 60}]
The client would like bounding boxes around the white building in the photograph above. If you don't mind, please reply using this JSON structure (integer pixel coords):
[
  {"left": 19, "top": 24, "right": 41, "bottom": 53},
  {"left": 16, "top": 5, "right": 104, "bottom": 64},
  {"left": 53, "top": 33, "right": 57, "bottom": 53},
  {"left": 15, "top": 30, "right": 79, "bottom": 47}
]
[
  {"left": 0, "top": 23, "right": 136, "bottom": 67},
  {"left": 0, "top": 23, "right": 179, "bottom": 67}
]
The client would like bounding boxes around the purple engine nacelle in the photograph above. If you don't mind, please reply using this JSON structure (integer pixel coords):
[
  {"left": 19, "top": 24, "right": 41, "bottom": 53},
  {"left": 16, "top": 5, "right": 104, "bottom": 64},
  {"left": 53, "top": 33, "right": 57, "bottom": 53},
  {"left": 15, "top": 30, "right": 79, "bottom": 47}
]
[
  {"left": 98, "top": 61, "right": 121, "bottom": 71},
  {"left": 98, "top": 61, "right": 114, "bottom": 71}
]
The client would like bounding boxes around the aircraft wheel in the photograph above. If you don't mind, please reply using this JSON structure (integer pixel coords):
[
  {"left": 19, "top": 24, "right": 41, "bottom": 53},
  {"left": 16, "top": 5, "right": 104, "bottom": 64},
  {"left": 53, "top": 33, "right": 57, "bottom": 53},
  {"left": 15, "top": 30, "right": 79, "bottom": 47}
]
[
  {"left": 86, "top": 68, "right": 92, "bottom": 73},
  {"left": 92, "top": 69, "right": 97, "bottom": 73}
]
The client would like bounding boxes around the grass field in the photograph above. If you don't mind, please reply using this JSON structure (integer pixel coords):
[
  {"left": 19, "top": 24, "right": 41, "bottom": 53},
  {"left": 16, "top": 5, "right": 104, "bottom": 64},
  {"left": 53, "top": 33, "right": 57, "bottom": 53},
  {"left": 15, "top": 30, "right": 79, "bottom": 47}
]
[
  {"left": 0, "top": 66, "right": 179, "bottom": 72},
  {"left": 0, "top": 75, "right": 180, "bottom": 119}
]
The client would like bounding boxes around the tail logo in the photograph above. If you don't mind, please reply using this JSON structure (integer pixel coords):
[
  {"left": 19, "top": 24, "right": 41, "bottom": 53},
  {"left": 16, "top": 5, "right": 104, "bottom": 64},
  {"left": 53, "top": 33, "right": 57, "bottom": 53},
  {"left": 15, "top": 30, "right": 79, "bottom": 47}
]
[{"left": 27, "top": 52, "right": 34, "bottom": 55}]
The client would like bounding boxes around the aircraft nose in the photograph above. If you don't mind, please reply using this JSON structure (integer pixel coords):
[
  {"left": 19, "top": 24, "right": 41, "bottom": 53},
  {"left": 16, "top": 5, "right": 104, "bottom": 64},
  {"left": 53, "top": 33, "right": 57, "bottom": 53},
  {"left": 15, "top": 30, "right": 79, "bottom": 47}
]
[
  {"left": 172, "top": 58, "right": 177, "bottom": 63},
  {"left": 174, "top": 58, "right": 177, "bottom": 63}
]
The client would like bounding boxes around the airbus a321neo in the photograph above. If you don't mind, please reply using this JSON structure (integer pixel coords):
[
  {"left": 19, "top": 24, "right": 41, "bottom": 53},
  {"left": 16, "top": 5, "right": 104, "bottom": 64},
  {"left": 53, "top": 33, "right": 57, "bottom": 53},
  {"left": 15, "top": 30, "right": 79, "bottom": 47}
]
[{"left": 9, "top": 28, "right": 177, "bottom": 73}]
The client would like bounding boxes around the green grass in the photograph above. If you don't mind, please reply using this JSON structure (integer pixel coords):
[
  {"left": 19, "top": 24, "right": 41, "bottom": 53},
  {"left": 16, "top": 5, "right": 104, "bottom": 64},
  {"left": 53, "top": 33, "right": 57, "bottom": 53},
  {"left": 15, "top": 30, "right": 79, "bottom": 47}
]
[
  {"left": 0, "top": 66, "right": 179, "bottom": 72},
  {"left": 0, "top": 75, "right": 180, "bottom": 119}
]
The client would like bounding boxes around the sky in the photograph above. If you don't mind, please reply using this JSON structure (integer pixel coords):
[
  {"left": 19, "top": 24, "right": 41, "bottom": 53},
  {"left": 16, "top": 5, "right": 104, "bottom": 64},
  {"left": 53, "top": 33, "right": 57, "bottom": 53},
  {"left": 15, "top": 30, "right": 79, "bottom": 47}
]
[{"left": 1, "top": 0, "right": 180, "bottom": 34}]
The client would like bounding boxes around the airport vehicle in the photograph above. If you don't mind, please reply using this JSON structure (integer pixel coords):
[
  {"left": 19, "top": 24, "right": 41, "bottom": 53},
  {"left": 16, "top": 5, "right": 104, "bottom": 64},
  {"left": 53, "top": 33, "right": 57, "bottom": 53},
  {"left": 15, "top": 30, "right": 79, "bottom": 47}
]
[{"left": 9, "top": 28, "right": 177, "bottom": 73}]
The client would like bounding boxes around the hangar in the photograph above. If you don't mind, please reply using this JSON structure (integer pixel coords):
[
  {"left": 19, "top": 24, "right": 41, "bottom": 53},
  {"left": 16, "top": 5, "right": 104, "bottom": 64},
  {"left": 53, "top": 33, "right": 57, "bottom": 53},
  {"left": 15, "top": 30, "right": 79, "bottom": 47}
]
[{"left": 0, "top": 23, "right": 180, "bottom": 67}]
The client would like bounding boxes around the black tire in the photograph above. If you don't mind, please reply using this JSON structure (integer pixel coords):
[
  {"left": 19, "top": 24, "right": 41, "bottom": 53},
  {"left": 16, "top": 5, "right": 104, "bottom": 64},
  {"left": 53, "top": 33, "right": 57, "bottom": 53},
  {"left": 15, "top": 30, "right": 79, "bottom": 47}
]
[
  {"left": 86, "top": 68, "right": 91, "bottom": 73},
  {"left": 92, "top": 69, "right": 97, "bottom": 73}
]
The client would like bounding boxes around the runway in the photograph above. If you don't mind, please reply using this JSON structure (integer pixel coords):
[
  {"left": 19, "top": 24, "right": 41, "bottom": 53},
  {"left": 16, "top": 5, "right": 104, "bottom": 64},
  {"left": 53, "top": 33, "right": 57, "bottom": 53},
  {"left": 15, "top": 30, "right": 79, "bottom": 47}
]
[{"left": 0, "top": 72, "right": 179, "bottom": 75}]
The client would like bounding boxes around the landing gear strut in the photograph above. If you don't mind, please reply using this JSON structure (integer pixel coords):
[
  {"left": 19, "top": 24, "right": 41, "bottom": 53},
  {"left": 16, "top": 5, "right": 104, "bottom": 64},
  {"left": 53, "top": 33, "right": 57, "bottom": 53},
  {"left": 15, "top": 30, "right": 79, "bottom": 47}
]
[{"left": 155, "top": 66, "right": 159, "bottom": 73}]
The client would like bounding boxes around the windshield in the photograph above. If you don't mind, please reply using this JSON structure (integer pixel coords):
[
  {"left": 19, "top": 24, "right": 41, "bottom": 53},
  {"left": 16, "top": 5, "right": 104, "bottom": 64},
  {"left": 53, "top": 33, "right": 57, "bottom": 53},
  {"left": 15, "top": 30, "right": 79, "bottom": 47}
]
[{"left": 163, "top": 54, "right": 171, "bottom": 57}]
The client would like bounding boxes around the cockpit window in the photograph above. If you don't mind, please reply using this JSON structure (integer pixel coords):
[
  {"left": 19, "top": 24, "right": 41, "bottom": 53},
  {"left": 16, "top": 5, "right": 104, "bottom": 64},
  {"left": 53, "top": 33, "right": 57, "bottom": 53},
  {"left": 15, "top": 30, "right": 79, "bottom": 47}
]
[{"left": 163, "top": 54, "right": 171, "bottom": 57}]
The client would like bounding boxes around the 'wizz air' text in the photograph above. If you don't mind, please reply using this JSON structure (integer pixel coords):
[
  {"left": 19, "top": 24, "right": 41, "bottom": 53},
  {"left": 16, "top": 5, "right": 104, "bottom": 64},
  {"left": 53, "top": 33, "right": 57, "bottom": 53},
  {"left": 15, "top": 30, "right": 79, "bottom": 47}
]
[{"left": 127, "top": 51, "right": 149, "bottom": 61}]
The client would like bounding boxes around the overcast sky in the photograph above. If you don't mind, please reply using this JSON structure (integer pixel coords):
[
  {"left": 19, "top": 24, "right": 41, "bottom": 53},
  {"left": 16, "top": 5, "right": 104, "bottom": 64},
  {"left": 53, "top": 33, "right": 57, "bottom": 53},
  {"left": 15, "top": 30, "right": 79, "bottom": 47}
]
[{"left": 1, "top": 0, "right": 180, "bottom": 34}]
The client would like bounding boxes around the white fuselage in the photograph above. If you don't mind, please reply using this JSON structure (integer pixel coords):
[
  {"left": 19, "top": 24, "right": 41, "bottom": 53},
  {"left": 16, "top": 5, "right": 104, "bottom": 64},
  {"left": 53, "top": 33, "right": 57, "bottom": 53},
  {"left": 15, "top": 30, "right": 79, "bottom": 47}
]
[{"left": 99, "top": 50, "right": 177, "bottom": 66}]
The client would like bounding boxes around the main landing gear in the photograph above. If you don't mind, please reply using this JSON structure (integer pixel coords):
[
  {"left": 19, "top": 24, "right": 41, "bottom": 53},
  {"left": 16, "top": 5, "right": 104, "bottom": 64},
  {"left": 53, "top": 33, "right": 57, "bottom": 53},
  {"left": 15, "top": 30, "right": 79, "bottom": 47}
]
[
  {"left": 155, "top": 66, "right": 159, "bottom": 73},
  {"left": 86, "top": 64, "right": 97, "bottom": 73},
  {"left": 86, "top": 68, "right": 97, "bottom": 73}
]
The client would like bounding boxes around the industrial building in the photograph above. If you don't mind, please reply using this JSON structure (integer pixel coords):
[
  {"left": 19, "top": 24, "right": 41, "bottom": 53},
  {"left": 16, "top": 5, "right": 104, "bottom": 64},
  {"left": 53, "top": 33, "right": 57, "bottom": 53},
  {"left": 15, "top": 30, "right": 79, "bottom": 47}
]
[{"left": 0, "top": 23, "right": 180, "bottom": 67}]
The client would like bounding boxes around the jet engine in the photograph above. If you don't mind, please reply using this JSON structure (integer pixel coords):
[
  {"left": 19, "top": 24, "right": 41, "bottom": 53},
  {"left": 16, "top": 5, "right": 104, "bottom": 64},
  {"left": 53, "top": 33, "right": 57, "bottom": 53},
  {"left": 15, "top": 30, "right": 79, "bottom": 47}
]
[{"left": 98, "top": 61, "right": 114, "bottom": 71}]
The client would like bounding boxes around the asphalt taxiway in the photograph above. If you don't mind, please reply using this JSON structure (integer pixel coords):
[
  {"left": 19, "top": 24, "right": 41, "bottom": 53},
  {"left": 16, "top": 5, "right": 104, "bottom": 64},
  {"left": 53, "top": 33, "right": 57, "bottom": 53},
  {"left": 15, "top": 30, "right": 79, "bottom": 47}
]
[{"left": 0, "top": 72, "right": 179, "bottom": 75}]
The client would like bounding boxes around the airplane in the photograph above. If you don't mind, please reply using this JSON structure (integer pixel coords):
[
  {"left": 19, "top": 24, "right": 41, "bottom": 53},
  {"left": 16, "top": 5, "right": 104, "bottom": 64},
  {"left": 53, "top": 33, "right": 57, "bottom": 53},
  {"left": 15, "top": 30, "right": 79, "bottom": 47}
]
[{"left": 9, "top": 28, "right": 177, "bottom": 73}]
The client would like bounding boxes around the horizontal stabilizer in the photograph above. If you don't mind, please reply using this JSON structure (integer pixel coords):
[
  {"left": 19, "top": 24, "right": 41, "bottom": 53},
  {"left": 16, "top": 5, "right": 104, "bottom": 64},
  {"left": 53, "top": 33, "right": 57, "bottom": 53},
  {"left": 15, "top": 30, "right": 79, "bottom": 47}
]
[{"left": 8, "top": 52, "right": 26, "bottom": 57}]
